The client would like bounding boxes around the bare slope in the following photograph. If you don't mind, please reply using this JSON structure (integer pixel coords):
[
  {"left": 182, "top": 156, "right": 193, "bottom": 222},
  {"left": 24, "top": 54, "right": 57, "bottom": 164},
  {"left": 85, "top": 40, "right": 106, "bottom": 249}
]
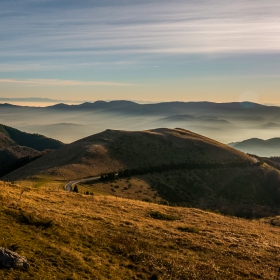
[{"left": 4, "top": 128, "right": 253, "bottom": 181}]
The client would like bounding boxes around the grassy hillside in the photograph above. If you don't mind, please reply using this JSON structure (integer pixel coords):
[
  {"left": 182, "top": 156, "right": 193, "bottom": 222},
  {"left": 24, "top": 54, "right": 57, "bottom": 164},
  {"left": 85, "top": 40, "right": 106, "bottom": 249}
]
[
  {"left": 1, "top": 181, "right": 280, "bottom": 279},
  {"left": 4, "top": 128, "right": 253, "bottom": 181},
  {"left": 77, "top": 162, "right": 280, "bottom": 218}
]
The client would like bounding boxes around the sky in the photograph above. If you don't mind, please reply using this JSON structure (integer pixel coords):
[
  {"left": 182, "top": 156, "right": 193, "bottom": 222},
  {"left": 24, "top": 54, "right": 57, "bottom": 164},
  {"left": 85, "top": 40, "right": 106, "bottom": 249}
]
[{"left": 0, "top": 0, "right": 280, "bottom": 104}]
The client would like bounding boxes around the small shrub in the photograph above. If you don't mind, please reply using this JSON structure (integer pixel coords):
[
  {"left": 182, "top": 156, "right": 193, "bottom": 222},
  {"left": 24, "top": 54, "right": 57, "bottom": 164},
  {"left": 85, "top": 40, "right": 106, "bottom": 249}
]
[
  {"left": 159, "top": 200, "right": 169, "bottom": 205},
  {"left": 270, "top": 219, "right": 280, "bottom": 226},
  {"left": 20, "top": 212, "right": 54, "bottom": 229},
  {"left": 4, "top": 208, "right": 53, "bottom": 229},
  {"left": 177, "top": 226, "right": 200, "bottom": 233},
  {"left": 73, "top": 185, "right": 79, "bottom": 193},
  {"left": 150, "top": 274, "right": 160, "bottom": 280},
  {"left": 149, "top": 211, "right": 179, "bottom": 221}
]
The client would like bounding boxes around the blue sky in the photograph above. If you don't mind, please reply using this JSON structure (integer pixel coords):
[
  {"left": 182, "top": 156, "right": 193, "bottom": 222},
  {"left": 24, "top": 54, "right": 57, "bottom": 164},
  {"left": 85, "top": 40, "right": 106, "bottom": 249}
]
[{"left": 0, "top": 0, "right": 280, "bottom": 103}]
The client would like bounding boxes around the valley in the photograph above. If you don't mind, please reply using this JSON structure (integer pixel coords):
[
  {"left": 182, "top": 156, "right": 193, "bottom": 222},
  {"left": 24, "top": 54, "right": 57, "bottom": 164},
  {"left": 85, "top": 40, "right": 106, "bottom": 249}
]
[{"left": 2, "top": 101, "right": 280, "bottom": 156}]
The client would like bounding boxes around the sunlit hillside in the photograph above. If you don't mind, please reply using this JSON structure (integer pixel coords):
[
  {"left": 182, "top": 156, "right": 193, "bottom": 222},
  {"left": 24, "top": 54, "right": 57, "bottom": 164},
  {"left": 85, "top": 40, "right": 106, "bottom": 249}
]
[{"left": 1, "top": 181, "right": 280, "bottom": 279}]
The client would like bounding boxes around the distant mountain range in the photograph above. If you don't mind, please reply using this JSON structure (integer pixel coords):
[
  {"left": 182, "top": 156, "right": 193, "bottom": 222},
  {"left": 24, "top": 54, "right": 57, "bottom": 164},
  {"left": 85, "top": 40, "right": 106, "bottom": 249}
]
[
  {"left": 0, "top": 100, "right": 265, "bottom": 113},
  {"left": 1, "top": 100, "right": 280, "bottom": 151},
  {"left": 228, "top": 137, "right": 280, "bottom": 157},
  {"left": 0, "top": 124, "right": 64, "bottom": 177}
]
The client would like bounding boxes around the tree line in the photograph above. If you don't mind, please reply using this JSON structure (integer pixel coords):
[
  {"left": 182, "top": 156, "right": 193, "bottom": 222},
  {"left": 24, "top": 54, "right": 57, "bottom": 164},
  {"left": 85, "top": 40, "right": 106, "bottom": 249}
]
[{"left": 100, "top": 159, "right": 261, "bottom": 182}]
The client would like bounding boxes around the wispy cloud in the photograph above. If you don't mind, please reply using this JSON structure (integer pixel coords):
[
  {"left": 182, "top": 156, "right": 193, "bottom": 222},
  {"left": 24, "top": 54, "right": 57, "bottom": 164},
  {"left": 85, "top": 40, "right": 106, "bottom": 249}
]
[
  {"left": 1, "top": 0, "right": 280, "bottom": 57},
  {"left": 1, "top": 0, "right": 279, "bottom": 105},
  {"left": 0, "top": 60, "right": 139, "bottom": 72},
  {"left": 0, "top": 78, "right": 133, "bottom": 86}
]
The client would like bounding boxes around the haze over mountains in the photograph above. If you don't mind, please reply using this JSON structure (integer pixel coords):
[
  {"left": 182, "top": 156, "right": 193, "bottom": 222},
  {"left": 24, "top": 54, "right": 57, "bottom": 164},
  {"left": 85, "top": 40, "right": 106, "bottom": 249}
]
[
  {"left": 1, "top": 101, "right": 280, "bottom": 157},
  {"left": 229, "top": 138, "right": 280, "bottom": 157}
]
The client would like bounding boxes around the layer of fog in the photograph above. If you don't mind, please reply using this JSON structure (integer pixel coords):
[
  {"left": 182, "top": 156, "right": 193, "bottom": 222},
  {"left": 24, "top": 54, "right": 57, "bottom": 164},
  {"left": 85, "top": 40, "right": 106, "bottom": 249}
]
[{"left": 1, "top": 102, "right": 280, "bottom": 156}]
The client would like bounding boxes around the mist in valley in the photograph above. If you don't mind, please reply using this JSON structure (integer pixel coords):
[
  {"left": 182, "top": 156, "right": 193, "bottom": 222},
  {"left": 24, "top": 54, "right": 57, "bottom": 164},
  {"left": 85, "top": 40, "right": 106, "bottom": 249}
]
[{"left": 1, "top": 101, "right": 280, "bottom": 156}]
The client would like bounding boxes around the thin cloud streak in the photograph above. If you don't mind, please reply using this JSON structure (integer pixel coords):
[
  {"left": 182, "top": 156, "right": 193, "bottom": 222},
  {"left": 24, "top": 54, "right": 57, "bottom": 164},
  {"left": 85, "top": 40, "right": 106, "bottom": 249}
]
[
  {"left": 0, "top": 78, "right": 134, "bottom": 87},
  {"left": 1, "top": 0, "right": 280, "bottom": 57},
  {"left": 0, "top": 60, "right": 140, "bottom": 72},
  {"left": 1, "top": 0, "right": 280, "bottom": 104}
]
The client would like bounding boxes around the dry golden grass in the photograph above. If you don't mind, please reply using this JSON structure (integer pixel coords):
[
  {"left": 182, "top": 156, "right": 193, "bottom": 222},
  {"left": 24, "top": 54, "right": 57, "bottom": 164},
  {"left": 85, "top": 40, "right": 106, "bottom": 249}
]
[
  {"left": 77, "top": 176, "right": 161, "bottom": 203},
  {"left": 1, "top": 180, "right": 280, "bottom": 279}
]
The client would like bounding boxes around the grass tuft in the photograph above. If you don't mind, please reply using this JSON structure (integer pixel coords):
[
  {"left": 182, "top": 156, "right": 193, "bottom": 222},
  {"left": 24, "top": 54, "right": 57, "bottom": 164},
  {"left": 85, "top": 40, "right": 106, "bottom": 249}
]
[
  {"left": 177, "top": 226, "right": 200, "bottom": 233},
  {"left": 4, "top": 208, "right": 54, "bottom": 229},
  {"left": 148, "top": 211, "right": 179, "bottom": 221}
]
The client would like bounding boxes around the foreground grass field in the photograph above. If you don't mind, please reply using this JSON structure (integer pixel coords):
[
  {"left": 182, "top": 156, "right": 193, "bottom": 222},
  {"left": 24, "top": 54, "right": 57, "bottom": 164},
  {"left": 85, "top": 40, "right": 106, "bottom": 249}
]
[{"left": 1, "top": 181, "right": 280, "bottom": 279}]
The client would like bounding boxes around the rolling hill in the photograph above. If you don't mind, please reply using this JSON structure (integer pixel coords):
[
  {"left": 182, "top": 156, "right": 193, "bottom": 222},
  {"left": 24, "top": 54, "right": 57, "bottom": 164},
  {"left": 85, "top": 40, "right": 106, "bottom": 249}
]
[
  {"left": 4, "top": 128, "right": 254, "bottom": 181},
  {"left": 0, "top": 124, "right": 64, "bottom": 177}
]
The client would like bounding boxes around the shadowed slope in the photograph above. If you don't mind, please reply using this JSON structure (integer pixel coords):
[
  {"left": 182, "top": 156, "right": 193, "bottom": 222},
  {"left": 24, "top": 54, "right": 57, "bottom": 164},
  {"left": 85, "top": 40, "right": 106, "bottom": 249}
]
[
  {"left": 0, "top": 133, "right": 38, "bottom": 165},
  {"left": 0, "top": 125, "right": 64, "bottom": 177},
  {"left": 0, "top": 124, "right": 64, "bottom": 151}
]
